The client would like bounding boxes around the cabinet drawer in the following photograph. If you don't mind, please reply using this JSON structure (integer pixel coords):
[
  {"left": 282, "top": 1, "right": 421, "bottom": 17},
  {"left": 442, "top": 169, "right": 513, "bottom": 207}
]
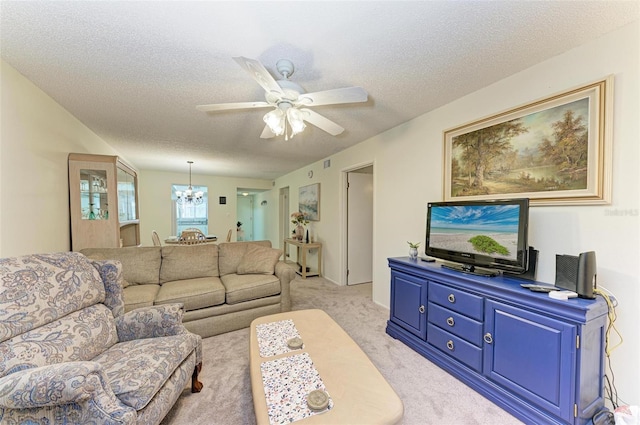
[
  {"left": 428, "top": 302, "right": 483, "bottom": 346},
  {"left": 427, "top": 323, "right": 483, "bottom": 373},
  {"left": 428, "top": 281, "right": 484, "bottom": 321}
]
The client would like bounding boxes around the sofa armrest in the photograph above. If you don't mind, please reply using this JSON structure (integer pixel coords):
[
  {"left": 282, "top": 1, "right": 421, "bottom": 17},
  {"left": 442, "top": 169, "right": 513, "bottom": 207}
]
[
  {"left": 275, "top": 261, "right": 296, "bottom": 311},
  {"left": 115, "top": 303, "right": 187, "bottom": 342},
  {"left": 116, "top": 304, "right": 203, "bottom": 371},
  {"left": 0, "top": 361, "right": 135, "bottom": 423}
]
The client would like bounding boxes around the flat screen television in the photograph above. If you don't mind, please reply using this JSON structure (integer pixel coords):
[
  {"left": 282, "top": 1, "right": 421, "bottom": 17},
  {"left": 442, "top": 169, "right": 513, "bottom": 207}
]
[{"left": 425, "top": 198, "right": 529, "bottom": 276}]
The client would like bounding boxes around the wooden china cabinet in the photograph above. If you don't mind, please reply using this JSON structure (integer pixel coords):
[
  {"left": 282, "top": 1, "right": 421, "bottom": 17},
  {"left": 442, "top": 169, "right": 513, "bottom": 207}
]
[{"left": 68, "top": 153, "right": 140, "bottom": 251}]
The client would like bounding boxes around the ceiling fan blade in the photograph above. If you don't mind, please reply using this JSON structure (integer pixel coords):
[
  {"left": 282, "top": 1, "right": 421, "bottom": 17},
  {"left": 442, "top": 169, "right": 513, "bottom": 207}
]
[
  {"left": 300, "top": 108, "right": 345, "bottom": 136},
  {"left": 233, "top": 56, "right": 284, "bottom": 96},
  {"left": 260, "top": 125, "right": 275, "bottom": 139},
  {"left": 297, "top": 86, "right": 368, "bottom": 107},
  {"left": 196, "top": 101, "right": 270, "bottom": 112}
]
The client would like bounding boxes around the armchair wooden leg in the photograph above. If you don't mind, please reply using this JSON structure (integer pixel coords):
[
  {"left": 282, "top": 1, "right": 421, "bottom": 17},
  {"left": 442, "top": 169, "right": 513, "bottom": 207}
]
[{"left": 191, "top": 362, "right": 203, "bottom": 393}]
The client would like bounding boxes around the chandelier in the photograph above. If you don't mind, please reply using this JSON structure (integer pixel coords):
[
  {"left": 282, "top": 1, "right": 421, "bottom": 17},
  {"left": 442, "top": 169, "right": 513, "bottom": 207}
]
[
  {"left": 263, "top": 103, "right": 306, "bottom": 141},
  {"left": 175, "top": 161, "right": 203, "bottom": 205}
]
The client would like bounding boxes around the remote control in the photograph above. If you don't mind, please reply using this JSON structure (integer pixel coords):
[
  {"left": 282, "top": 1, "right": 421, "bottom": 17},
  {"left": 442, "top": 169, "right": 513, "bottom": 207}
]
[
  {"left": 420, "top": 257, "right": 436, "bottom": 263},
  {"left": 520, "top": 284, "right": 556, "bottom": 293}
]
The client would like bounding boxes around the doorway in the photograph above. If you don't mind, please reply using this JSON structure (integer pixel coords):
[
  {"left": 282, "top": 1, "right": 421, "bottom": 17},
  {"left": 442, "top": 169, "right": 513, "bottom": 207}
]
[
  {"left": 345, "top": 165, "right": 374, "bottom": 285},
  {"left": 236, "top": 194, "right": 254, "bottom": 241}
]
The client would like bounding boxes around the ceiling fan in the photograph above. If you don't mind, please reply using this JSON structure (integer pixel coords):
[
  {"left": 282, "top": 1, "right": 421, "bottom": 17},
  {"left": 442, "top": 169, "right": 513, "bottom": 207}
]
[{"left": 196, "top": 57, "right": 368, "bottom": 140}]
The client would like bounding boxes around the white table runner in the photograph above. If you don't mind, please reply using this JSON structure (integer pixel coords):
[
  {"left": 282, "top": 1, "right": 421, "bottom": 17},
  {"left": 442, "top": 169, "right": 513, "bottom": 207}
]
[
  {"left": 260, "top": 352, "right": 333, "bottom": 425},
  {"left": 256, "top": 319, "right": 303, "bottom": 357}
]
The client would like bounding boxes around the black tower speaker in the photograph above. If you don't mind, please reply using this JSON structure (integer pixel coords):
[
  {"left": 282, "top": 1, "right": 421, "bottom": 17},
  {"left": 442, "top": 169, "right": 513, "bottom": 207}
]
[{"left": 555, "top": 251, "right": 597, "bottom": 299}]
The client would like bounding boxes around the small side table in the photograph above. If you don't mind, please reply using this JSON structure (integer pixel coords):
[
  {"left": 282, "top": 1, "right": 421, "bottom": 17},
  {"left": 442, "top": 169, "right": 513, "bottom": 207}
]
[{"left": 284, "top": 238, "right": 322, "bottom": 279}]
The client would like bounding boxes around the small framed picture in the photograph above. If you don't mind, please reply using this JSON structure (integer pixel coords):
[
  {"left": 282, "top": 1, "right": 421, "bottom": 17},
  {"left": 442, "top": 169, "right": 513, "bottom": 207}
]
[{"left": 299, "top": 183, "right": 320, "bottom": 221}]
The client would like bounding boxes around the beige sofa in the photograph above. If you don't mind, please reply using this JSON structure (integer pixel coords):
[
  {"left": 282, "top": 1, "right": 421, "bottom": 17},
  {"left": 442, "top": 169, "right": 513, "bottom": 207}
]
[{"left": 82, "top": 241, "right": 296, "bottom": 338}]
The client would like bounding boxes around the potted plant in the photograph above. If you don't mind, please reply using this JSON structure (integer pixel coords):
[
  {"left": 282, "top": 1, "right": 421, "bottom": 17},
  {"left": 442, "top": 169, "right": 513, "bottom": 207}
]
[
  {"left": 291, "top": 212, "right": 309, "bottom": 241},
  {"left": 407, "top": 241, "right": 420, "bottom": 259}
]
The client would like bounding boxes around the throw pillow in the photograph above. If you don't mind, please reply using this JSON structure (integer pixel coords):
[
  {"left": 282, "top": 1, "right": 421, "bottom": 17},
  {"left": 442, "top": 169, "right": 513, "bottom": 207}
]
[
  {"left": 84, "top": 252, "right": 131, "bottom": 288},
  {"left": 237, "top": 244, "right": 283, "bottom": 275}
]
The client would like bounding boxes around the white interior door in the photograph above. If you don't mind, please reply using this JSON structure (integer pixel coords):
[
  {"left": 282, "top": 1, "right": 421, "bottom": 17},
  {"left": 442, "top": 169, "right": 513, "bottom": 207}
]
[
  {"left": 237, "top": 195, "right": 254, "bottom": 241},
  {"left": 347, "top": 172, "right": 373, "bottom": 285}
]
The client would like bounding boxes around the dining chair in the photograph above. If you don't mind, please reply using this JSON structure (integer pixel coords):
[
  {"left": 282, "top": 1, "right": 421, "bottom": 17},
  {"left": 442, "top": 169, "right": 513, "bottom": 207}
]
[
  {"left": 179, "top": 229, "right": 207, "bottom": 245},
  {"left": 152, "top": 230, "right": 161, "bottom": 246},
  {"left": 182, "top": 228, "right": 205, "bottom": 238}
]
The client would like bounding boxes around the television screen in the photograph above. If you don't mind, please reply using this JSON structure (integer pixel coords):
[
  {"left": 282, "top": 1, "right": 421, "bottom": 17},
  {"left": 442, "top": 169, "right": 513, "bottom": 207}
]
[{"left": 425, "top": 198, "right": 529, "bottom": 275}]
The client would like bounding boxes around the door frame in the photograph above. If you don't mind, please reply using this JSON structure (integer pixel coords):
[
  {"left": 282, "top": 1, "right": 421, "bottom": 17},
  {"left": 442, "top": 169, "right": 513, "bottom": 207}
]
[
  {"left": 340, "top": 161, "right": 375, "bottom": 286},
  {"left": 279, "top": 186, "right": 290, "bottom": 254}
]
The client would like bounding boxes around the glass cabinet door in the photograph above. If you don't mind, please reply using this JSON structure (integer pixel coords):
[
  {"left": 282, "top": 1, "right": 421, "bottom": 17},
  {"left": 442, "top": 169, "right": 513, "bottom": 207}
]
[
  {"left": 117, "top": 167, "right": 137, "bottom": 222},
  {"left": 80, "top": 169, "right": 109, "bottom": 220}
]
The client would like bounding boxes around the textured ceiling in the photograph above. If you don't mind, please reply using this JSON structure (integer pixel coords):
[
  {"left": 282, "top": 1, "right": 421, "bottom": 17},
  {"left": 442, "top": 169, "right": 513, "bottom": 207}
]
[{"left": 1, "top": 1, "right": 638, "bottom": 180}]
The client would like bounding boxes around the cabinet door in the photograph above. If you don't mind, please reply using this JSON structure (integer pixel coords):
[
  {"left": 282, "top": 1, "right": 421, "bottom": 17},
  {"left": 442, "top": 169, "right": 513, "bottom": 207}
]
[
  {"left": 390, "top": 271, "right": 427, "bottom": 339},
  {"left": 484, "top": 300, "right": 576, "bottom": 423},
  {"left": 69, "top": 159, "right": 119, "bottom": 250},
  {"left": 117, "top": 167, "right": 137, "bottom": 222}
]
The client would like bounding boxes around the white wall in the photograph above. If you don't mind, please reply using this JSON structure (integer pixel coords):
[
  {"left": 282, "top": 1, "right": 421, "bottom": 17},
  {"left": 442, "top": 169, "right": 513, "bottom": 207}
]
[
  {"left": 138, "top": 169, "right": 272, "bottom": 245},
  {"left": 0, "top": 58, "right": 276, "bottom": 251},
  {"left": 275, "top": 21, "right": 640, "bottom": 404},
  {"left": 253, "top": 191, "right": 271, "bottom": 241},
  {"left": 0, "top": 60, "right": 122, "bottom": 256}
]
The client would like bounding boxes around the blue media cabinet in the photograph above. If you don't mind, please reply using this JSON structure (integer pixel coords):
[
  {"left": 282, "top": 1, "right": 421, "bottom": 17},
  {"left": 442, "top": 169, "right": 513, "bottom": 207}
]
[{"left": 386, "top": 257, "right": 609, "bottom": 425}]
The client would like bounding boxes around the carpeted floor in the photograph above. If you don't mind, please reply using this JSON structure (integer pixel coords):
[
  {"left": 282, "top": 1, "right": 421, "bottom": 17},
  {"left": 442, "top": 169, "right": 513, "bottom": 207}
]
[{"left": 160, "top": 277, "right": 524, "bottom": 425}]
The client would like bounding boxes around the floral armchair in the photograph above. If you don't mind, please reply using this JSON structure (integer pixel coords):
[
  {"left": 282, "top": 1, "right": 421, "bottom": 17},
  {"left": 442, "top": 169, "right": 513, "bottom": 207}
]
[{"left": 0, "top": 252, "right": 202, "bottom": 424}]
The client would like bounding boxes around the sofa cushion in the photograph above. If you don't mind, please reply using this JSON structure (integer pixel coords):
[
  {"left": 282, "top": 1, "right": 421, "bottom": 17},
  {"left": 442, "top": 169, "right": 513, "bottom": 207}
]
[
  {"left": 0, "top": 252, "right": 105, "bottom": 344},
  {"left": 237, "top": 244, "right": 283, "bottom": 275},
  {"left": 0, "top": 304, "right": 118, "bottom": 378},
  {"left": 220, "top": 273, "right": 281, "bottom": 304},
  {"left": 159, "top": 244, "right": 219, "bottom": 284},
  {"left": 93, "top": 333, "right": 200, "bottom": 410},
  {"left": 123, "top": 284, "right": 160, "bottom": 312},
  {"left": 81, "top": 247, "right": 162, "bottom": 285},
  {"left": 155, "top": 277, "right": 225, "bottom": 311},
  {"left": 89, "top": 259, "right": 126, "bottom": 319},
  {"left": 218, "top": 241, "right": 272, "bottom": 276}
]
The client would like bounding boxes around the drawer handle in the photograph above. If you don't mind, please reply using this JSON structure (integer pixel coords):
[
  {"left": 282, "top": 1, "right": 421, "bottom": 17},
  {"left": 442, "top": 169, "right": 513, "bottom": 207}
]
[
  {"left": 446, "top": 317, "right": 455, "bottom": 327},
  {"left": 447, "top": 294, "right": 456, "bottom": 303},
  {"left": 418, "top": 305, "right": 425, "bottom": 314},
  {"left": 446, "top": 340, "right": 454, "bottom": 351},
  {"left": 483, "top": 333, "right": 493, "bottom": 344}
]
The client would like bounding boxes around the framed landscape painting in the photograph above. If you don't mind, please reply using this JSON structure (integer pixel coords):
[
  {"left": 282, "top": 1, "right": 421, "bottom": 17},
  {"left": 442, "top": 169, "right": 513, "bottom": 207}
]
[
  {"left": 443, "top": 76, "right": 613, "bottom": 205},
  {"left": 299, "top": 183, "right": 320, "bottom": 221}
]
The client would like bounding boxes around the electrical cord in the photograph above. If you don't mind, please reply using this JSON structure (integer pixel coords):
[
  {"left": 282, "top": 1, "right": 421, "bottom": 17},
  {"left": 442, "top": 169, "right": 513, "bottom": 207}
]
[{"left": 593, "top": 286, "right": 622, "bottom": 410}]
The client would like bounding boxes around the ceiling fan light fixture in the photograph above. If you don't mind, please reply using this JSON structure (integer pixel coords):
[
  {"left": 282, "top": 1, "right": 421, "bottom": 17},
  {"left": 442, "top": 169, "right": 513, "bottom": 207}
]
[
  {"left": 287, "top": 107, "right": 306, "bottom": 135},
  {"left": 264, "top": 108, "right": 285, "bottom": 135}
]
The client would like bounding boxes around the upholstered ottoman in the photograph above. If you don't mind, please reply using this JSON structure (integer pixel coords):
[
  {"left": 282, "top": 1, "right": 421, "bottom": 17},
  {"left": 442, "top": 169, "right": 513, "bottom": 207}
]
[{"left": 249, "top": 309, "right": 403, "bottom": 425}]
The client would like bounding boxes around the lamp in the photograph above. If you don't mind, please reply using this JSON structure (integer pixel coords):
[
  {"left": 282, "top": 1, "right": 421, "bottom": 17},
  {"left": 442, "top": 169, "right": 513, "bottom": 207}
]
[
  {"left": 263, "top": 103, "right": 306, "bottom": 140},
  {"left": 175, "top": 161, "right": 204, "bottom": 205}
]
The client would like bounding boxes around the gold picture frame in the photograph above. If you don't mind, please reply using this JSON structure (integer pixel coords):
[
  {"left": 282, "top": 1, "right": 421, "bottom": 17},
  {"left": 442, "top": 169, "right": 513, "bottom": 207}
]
[{"left": 443, "top": 76, "right": 613, "bottom": 206}]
